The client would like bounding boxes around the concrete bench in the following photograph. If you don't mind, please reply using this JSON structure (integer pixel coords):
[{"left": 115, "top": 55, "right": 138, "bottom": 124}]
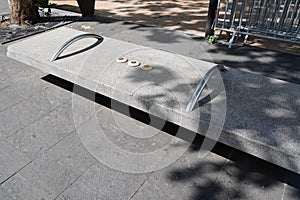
[{"left": 7, "top": 27, "right": 300, "bottom": 174}]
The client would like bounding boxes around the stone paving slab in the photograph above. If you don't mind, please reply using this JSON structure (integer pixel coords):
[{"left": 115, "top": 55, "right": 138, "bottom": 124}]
[
  {"left": 0, "top": 132, "right": 96, "bottom": 200},
  {"left": 6, "top": 27, "right": 300, "bottom": 174},
  {"left": 0, "top": 84, "right": 71, "bottom": 137},
  {"left": 0, "top": 58, "right": 42, "bottom": 86},
  {"left": 56, "top": 163, "right": 149, "bottom": 200},
  {"left": 0, "top": 173, "right": 52, "bottom": 200},
  {"left": 0, "top": 84, "right": 24, "bottom": 112},
  {"left": 0, "top": 82, "right": 8, "bottom": 91},
  {"left": 6, "top": 94, "right": 103, "bottom": 160},
  {"left": 3, "top": 73, "right": 48, "bottom": 98},
  {"left": 6, "top": 102, "right": 75, "bottom": 159},
  {"left": 0, "top": 140, "right": 31, "bottom": 184}
]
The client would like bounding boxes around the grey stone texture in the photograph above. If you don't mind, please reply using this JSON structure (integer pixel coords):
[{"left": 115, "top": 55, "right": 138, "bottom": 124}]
[
  {"left": 0, "top": 133, "right": 96, "bottom": 200},
  {"left": 0, "top": 85, "right": 71, "bottom": 137},
  {"left": 0, "top": 8, "right": 299, "bottom": 199},
  {"left": 7, "top": 27, "right": 300, "bottom": 173},
  {"left": 0, "top": 140, "right": 31, "bottom": 184},
  {"left": 56, "top": 162, "right": 148, "bottom": 200},
  {"left": 0, "top": 0, "right": 8, "bottom": 15}
]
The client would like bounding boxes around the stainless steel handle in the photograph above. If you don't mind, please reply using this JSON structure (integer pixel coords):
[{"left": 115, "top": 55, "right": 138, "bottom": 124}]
[
  {"left": 50, "top": 33, "right": 103, "bottom": 62},
  {"left": 185, "top": 65, "right": 226, "bottom": 112}
]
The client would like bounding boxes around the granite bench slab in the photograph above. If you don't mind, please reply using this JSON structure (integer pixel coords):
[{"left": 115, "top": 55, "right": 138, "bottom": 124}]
[{"left": 7, "top": 27, "right": 300, "bottom": 173}]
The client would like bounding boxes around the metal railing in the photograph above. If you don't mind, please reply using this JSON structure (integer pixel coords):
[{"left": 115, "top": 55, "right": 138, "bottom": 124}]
[
  {"left": 214, "top": 0, "right": 300, "bottom": 48},
  {"left": 185, "top": 65, "right": 226, "bottom": 112},
  {"left": 50, "top": 33, "right": 103, "bottom": 62}
]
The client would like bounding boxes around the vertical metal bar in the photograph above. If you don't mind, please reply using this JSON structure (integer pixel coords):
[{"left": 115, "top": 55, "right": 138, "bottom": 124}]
[
  {"left": 238, "top": 0, "right": 247, "bottom": 29},
  {"left": 216, "top": 0, "right": 226, "bottom": 37},
  {"left": 247, "top": 0, "right": 255, "bottom": 27},
  {"left": 295, "top": 4, "right": 300, "bottom": 37},
  {"left": 272, "top": 0, "right": 283, "bottom": 31},
  {"left": 254, "top": 0, "right": 263, "bottom": 25},
  {"left": 295, "top": 16, "right": 300, "bottom": 36},
  {"left": 228, "top": 30, "right": 237, "bottom": 48},
  {"left": 267, "top": 0, "right": 278, "bottom": 33},
  {"left": 286, "top": 0, "right": 299, "bottom": 36},
  {"left": 283, "top": 0, "right": 292, "bottom": 38},
  {"left": 243, "top": 0, "right": 256, "bottom": 43},
  {"left": 278, "top": 0, "right": 292, "bottom": 31},
  {"left": 222, "top": 0, "right": 229, "bottom": 29},
  {"left": 230, "top": 0, "right": 238, "bottom": 28},
  {"left": 258, "top": 0, "right": 268, "bottom": 28},
  {"left": 261, "top": 0, "right": 272, "bottom": 35},
  {"left": 214, "top": 0, "right": 222, "bottom": 30}
]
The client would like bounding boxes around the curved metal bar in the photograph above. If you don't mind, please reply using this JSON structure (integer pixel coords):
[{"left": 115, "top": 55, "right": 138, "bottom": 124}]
[
  {"left": 185, "top": 65, "right": 226, "bottom": 112},
  {"left": 50, "top": 33, "right": 104, "bottom": 62}
]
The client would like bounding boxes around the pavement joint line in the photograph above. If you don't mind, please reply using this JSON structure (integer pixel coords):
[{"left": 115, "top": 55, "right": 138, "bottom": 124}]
[
  {"left": 4, "top": 98, "right": 71, "bottom": 138},
  {"left": 129, "top": 171, "right": 154, "bottom": 200},
  {"left": 0, "top": 85, "right": 51, "bottom": 113},
  {"left": 0, "top": 75, "right": 48, "bottom": 113},
  {"left": 0, "top": 131, "right": 92, "bottom": 197},
  {"left": 0, "top": 89, "right": 36, "bottom": 113},
  {"left": 4, "top": 101, "right": 75, "bottom": 162},
  {"left": 0, "top": 154, "right": 34, "bottom": 185},
  {"left": 52, "top": 140, "right": 98, "bottom": 200},
  {"left": 0, "top": 84, "right": 10, "bottom": 93},
  {"left": 0, "top": 96, "right": 28, "bottom": 114},
  {"left": 53, "top": 164, "right": 97, "bottom": 200}
]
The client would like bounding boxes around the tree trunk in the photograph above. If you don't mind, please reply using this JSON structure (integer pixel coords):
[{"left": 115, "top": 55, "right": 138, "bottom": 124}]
[
  {"left": 8, "top": 0, "right": 40, "bottom": 25},
  {"left": 76, "top": 0, "right": 95, "bottom": 17},
  {"left": 205, "top": 0, "right": 218, "bottom": 38}
]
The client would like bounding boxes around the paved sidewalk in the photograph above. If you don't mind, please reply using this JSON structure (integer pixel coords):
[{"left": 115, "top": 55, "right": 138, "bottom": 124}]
[{"left": 0, "top": 2, "right": 300, "bottom": 199}]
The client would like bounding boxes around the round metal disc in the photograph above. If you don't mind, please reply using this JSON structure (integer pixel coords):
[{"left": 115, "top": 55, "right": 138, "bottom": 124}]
[
  {"left": 128, "top": 60, "right": 140, "bottom": 67},
  {"left": 140, "top": 64, "right": 152, "bottom": 71},
  {"left": 116, "top": 57, "right": 128, "bottom": 63}
]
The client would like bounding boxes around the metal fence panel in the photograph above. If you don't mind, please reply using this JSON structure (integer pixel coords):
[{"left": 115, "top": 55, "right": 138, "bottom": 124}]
[{"left": 214, "top": 0, "right": 300, "bottom": 48}]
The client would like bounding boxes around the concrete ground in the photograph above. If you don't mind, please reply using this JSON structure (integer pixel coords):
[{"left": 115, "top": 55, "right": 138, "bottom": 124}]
[{"left": 0, "top": 1, "right": 300, "bottom": 200}]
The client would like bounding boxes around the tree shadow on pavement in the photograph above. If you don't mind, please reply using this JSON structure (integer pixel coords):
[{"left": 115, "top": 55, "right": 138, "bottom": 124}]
[
  {"left": 168, "top": 146, "right": 300, "bottom": 199},
  {"left": 54, "top": 0, "right": 209, "bottom": 34}
]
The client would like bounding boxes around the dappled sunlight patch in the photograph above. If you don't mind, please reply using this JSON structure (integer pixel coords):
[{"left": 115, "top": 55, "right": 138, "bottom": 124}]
[{"left": 264, "top": 108, "right": 297, "bottom": 119}]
